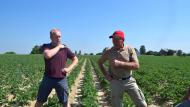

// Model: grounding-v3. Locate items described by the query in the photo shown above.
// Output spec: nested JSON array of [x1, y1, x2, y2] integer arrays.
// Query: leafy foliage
[[1, 55, 190, 106], [30, 45, 42, 54], [140, 45, 146, 55], [4, 51, 16, 54]]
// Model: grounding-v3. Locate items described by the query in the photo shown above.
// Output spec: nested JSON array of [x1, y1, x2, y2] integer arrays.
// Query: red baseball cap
[[109, 30, 125, 40]]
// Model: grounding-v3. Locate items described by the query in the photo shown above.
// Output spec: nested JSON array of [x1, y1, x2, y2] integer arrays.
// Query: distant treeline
[[138, 45, 190, 56], [4, 45, 190, 56]]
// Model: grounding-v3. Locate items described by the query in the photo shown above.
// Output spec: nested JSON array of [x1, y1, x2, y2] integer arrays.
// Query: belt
[[111, 75, 131, 80]]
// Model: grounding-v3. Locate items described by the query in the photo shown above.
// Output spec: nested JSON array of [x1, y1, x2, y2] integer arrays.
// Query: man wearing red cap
[[98, 30, 147, 107]]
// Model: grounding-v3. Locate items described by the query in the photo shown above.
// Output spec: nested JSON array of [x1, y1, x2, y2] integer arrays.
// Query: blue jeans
[[36, 75, 69, 105]]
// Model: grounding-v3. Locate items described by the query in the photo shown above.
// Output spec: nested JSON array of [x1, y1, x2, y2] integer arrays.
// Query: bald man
[[35, 28, 78, 107]]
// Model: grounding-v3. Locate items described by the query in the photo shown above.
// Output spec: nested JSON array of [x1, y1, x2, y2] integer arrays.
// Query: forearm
[[67, 57, 78, 72], [44, 46, 60, 59], [120, 61, 139, 70], [97, 52, 109, 76], [98, 63, 108, 76]]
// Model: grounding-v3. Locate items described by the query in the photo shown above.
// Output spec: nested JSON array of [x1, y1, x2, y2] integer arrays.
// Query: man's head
[[109, 30, 125, 49], [50, 28, 62, 46]]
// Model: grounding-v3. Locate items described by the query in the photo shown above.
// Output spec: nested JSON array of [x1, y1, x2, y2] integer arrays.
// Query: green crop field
[[0, 54, 190, 107], [135, 56, 190, 106]]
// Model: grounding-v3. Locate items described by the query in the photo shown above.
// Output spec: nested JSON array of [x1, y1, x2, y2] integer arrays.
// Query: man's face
[[51, 31, 61, 45], [112, 36, 124, 49]]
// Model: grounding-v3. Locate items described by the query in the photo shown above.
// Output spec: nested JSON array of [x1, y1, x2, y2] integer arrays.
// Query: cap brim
[[109, 36, 113, 38]]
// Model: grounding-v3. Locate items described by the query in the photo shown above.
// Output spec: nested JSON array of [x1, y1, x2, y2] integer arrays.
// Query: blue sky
[[0, 0, 189, 54]]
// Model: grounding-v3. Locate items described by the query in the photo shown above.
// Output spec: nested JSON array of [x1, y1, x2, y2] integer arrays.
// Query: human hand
[[110, 59, 123, 67], [62, 68, 70, 74], [58, 44, 65, 49]]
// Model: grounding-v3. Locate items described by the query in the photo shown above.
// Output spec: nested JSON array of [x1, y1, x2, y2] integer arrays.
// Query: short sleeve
[[128, 46, 139, 63], [40, 44, 51, 53], [66, 48, 75, 59]]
